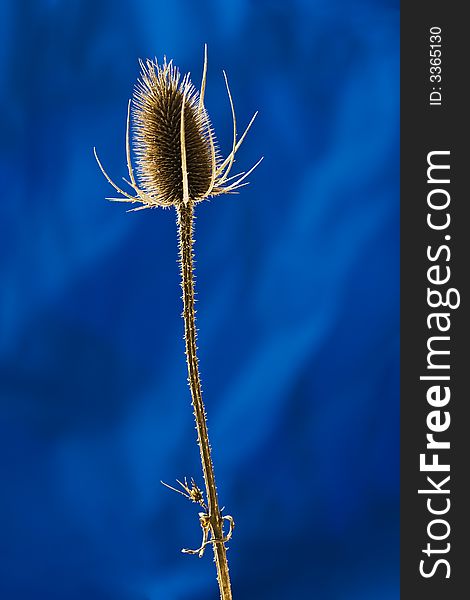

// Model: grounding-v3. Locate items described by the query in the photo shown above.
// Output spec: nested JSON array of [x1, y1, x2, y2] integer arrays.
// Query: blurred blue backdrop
[[0, 1, 399, 598]]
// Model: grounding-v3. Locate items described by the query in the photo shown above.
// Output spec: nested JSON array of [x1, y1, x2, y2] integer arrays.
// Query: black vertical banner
[[401, 3, 469, 599]]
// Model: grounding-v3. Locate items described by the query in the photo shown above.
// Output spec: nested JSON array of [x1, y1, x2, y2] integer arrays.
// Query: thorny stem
[[177, 201, 233, 600]]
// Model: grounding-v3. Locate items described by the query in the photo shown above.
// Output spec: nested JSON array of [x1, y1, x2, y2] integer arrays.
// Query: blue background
[[0, 1, 399, 598]]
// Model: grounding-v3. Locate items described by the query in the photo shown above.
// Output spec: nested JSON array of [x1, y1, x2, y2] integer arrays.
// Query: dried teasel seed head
[[133, 58, 215, 205], [94, 45, 262, 212]]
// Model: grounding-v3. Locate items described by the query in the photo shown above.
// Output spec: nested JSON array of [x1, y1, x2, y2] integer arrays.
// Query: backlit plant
[[94, 46, 261, 600]]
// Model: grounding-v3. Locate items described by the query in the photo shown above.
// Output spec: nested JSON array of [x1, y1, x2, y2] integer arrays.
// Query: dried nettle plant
[[94, 46, 261, 600]]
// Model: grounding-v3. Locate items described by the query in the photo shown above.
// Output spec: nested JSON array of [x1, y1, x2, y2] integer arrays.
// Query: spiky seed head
[[94, 46, 262, 211], [133, 59, 216, 206]]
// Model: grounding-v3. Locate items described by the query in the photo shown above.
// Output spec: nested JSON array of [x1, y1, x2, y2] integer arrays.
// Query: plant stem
[[177, 201, 233, 600]]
